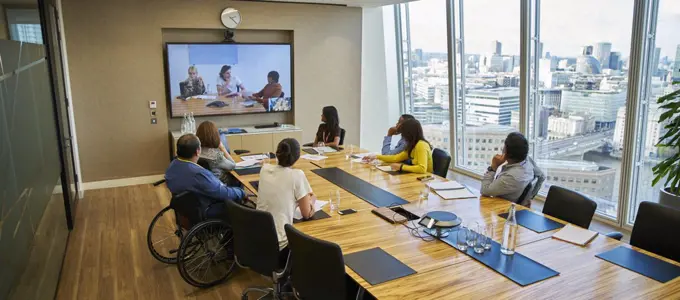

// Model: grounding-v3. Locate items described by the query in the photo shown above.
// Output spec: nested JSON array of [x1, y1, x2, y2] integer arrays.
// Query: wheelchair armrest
[[605, 231, 624, 241]]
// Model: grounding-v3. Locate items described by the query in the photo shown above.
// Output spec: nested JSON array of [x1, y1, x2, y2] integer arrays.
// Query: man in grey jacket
[[381, 114, 415, 155], [481, 132, 545, 207]]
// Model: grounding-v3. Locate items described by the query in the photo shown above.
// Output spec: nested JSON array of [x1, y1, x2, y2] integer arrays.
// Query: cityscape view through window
[[397, 0, 680, 220]]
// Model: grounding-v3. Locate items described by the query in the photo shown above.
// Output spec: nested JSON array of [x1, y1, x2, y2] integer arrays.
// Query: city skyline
[[407, 0, 680, 59]]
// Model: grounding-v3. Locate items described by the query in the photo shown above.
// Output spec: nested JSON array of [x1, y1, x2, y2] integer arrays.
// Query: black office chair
[[516, 182, 533, 205], [284, 224, 354, 300], [432, 148, 452, 178], [542, 186, 597, 229], [197, 157, 211, 170], [339, 128, 346, 146], [280, 91, 285, 98], [224, 199, 291, 299], [629, 201, 680, 263]]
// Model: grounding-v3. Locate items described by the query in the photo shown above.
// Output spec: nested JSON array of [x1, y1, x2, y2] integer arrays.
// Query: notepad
[[551, 224, 598, 246], [294, 200, 328, 220], [301, 154, 328, 161], [375, 165, 393, 172], [434, 188, 476, 200], [241, 154, 269, 161], [235, 160, 260, 168], [428, 181, 465, 190], [314, 146, 338, 153]]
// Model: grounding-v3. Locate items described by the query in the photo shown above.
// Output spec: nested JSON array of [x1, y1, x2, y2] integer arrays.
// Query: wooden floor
[[55, 184, 270, 300]]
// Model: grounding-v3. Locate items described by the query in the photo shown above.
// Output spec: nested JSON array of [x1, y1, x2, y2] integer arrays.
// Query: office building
[[496, 74, 519, 87], [538, 42, 544, 59], [548, 115, 585, 139], [415, 48, 424, 66], [572, 76, 602, 90], [490, 40, 502, 55], [509, 107, 549, 138], [541, 71, 572, 88], [562, 90, 626, 129], [465, 88, 519, 126], [423, 122, 451, 153], [594, 42, 612, 70], [482, 54, 504, 73], [536, 159, 617, 205], [576, 47, 602, 74], [539, 89, 562, 110], [674, 45, 680, 80], [651, 47, 661, 76], [613, 104, 668, 157], [609, 51, 622, 70]]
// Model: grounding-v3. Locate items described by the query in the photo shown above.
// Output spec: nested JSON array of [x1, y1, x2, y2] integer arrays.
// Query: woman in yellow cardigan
[[364, 119, 433, 174]]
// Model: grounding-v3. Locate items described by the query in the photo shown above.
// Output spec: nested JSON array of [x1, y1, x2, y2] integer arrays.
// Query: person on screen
[[382, 114, 415, 155], [249, 71, 283, 105], [313, 106, 341, 148], [216, 65, 246, 97], [180, 66, 206, 98], [480, 132, 545, 206], [257, 138, 316, 255], [363, 119, 433, 174]]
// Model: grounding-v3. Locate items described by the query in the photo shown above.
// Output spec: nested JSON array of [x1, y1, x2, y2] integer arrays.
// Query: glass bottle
[[501, 204, 518, 255]]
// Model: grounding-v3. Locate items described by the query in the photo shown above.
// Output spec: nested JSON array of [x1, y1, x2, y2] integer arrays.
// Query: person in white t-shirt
[[257, 138, 316, 253], [216, 65, 246, 97]]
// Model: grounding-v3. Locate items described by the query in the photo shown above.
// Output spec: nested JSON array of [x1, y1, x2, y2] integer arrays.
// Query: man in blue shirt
[[165, 134, 246, 204], [381, 114, 415, 155]]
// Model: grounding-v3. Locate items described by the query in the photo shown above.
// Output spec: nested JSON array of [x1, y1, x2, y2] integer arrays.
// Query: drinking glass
[[466, 222, 479, 247], [473, 225, 486, 254], [483, 223, 495, 250], [456, 227, 468, 251], [345, 145, 354, 160], [329, 190, 340, 212], [418, 183, 430, 201]]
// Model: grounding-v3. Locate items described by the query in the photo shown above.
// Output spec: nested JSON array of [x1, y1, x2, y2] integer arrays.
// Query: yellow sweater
[[377, 140, 433, 174]]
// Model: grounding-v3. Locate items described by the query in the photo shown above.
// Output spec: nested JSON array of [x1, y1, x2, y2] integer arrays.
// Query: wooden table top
[[171, 94, 266, 116], [231, 147, 680, 299]]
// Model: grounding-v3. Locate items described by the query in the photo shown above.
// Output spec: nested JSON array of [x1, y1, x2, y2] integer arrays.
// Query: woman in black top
[[313, 106, 341, 147]]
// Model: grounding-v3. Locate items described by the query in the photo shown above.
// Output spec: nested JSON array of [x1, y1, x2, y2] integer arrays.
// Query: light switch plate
[[149, 101, 157, 109]]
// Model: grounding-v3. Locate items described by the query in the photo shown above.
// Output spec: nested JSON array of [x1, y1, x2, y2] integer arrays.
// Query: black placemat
[[499, 209, 564, 233], [437, 229, 560, 286], [312, 167, 408, 207], [234, 167, 262, 176], [344, 247, 416, 285], [293, 210, 331, 223], [303, 148, 319, 155], [596, 246, 680, 283], [249, 181, 259, 191]]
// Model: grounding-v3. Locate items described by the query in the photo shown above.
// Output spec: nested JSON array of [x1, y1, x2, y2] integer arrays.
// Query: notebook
[[428, 181, 465, 190], [551, 224, 598, 246], [434, 188, 476, 200], [294, 200, 328, 220]]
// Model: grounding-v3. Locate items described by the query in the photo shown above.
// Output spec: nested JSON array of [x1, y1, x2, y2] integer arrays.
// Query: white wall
[[360, 6, 400, 152]]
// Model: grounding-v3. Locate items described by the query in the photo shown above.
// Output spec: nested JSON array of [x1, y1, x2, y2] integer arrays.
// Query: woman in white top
[[257, 138, 316, 252], [216, 65, 246, 97]]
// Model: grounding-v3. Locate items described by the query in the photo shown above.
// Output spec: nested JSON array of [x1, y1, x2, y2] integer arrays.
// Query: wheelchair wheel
[[147, 206, 182, 264], [177, 219, 235, 288]]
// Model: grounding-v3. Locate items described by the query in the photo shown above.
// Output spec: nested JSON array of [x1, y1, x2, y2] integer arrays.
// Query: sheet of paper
[[313, 146, 338, 153], [434, 188, 476, 200], [235, 160, 260, 168], [428, 181, 465, 191], [376, 165, 393, 172], [351, 152, 378, 159], [294, 200, 328, 220], [552, 224, 598, 246], [241, 154, 269, 161], [301, 154, 328, 161], [193, 95, 217, 100]]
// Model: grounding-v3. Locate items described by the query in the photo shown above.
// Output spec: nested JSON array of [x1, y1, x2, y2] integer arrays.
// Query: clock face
[[221, 8, 241, 29]]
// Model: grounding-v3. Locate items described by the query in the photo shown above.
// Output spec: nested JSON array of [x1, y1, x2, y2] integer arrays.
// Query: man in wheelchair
[[166, 134, 249, 212]]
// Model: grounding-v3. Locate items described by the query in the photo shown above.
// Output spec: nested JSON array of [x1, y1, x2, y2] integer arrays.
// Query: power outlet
[[150, 110, 156, 117]]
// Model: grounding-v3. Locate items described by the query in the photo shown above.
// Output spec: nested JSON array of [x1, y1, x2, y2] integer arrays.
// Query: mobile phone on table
[[338, 208, 357, 215], [417, 175, 434, 181]]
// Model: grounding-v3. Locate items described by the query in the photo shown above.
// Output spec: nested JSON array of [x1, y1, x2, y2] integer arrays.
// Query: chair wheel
[[147, 206, 182, 264], [177, 220, 235, 288]]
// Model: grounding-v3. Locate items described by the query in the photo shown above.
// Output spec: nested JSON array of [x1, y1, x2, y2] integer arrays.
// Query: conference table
[[171, 94, 267, 116], [231, 147, 680, 299]]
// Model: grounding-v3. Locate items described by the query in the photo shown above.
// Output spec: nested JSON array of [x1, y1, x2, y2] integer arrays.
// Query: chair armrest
[[605, 231, 624, 241], [234, 149, 250, 155]]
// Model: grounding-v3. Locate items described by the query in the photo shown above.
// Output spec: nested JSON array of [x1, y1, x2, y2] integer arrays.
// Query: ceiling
[[235, 0, 416, 8]]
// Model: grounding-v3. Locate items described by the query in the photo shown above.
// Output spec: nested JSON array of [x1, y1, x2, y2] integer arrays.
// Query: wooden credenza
[[170, 125, 302, 157]]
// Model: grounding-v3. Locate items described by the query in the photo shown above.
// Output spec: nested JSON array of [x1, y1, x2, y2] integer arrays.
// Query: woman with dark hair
[[216, 65, 246, 97], [257, 138, 317, 251], [195, 121, 236, 183], [364, 119, 433, 174], [313, 106, 341, 147]]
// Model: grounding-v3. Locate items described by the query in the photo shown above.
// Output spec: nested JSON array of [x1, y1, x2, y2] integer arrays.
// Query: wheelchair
[[146, 179, 236, 288]]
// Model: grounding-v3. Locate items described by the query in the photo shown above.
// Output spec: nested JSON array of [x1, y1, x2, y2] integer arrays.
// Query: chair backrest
[[284, 224, 346, 300], [280, 91, 285, 98], [630, 201, 680, 263], [224, 199, 281, 276], [517, 181, 533, 205], [169, 191, 205, 230], [542, 185, 596, 228], [197, 157, 211, 170], [339, 128, 346, 146], [432, 148, 452, 178]]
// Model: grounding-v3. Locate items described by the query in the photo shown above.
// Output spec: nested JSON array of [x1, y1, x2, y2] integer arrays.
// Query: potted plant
[[653, 81, 680, 210]]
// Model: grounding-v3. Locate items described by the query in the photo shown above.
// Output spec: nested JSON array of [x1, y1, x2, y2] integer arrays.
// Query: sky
[[406, 0, 680, 59]]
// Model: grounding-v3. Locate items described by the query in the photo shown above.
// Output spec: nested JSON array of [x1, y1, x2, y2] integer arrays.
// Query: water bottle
[[181, 113, 189, 134], [501, 204, 518, 255], [189, 112, 196, 133]]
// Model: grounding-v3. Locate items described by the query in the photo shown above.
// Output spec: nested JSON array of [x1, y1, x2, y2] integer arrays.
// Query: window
[[627, 0, 680, 225], [529, 0, 634, 219], [396, 0, 451, 156], [6, 9, 43, 44]]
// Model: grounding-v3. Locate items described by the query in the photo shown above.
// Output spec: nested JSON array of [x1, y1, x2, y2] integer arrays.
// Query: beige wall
[[61, 0, 362, 182]]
